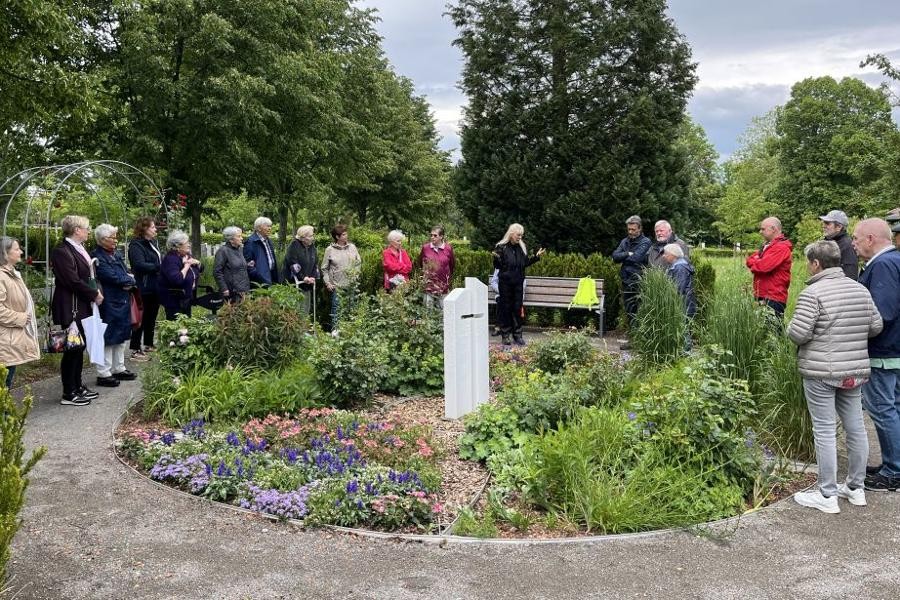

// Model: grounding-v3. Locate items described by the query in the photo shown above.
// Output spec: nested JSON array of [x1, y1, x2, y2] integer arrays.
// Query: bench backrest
[[488, 276, 604, 308]]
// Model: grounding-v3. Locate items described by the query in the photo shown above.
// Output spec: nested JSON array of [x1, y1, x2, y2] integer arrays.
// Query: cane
[[312, 279, 316, 326]]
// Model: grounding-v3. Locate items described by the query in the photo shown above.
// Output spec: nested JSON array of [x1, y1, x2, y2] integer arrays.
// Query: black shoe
[[501, 334, 511, 346], [60, 394, 91, 406], [491, 328, 501, 337], [513, 335, 526, 346], [96, 376, 121, 387], [78, 386, 99, 399], [113, 370, 137, 381], [866, 464, 883, 475], [864, 473, 900, 492]]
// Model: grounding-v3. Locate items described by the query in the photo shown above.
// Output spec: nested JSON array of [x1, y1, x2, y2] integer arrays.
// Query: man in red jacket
[[746, 216, 793, 320]]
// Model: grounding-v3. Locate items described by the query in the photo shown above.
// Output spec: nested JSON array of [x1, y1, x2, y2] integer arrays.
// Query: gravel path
[[6, 368, 900, 600]]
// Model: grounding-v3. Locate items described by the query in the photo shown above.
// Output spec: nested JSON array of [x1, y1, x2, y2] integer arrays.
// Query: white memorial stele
[[443, 277, 490, 419]]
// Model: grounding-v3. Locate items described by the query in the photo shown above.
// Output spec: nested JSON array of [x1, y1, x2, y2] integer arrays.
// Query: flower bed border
[[111, 405, 816, 546]]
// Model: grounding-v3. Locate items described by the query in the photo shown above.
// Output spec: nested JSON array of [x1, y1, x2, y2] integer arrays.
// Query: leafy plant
[[631, 268, 689, 367], [526, 329, 596, 374], [307, 328, 388, 406], [242, 362, 325, 419], [155, 314, 220, 376], [459, 402, 523, 462]]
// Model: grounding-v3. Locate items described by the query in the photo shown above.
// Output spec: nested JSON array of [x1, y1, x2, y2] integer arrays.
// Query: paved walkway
[[7, 369, 900, 600]]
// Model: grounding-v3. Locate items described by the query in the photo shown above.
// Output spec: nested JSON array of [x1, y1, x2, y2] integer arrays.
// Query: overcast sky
[[357, 0, 900, 161]]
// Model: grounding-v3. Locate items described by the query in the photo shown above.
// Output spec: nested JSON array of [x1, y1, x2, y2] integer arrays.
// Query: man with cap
[[893, 221, 900, 251], [820, 209, 858, 280], [888, 209, 900, 250]]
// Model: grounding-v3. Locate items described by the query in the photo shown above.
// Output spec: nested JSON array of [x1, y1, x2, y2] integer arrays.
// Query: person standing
[[51, 215, 103, 406], [745, 216, 793, 320], [213, 227, 251, 303], [159, 230, 202, 320], [282, 225, 319, 316], [493, 223, 544, 346], [788, 240, 883, 512], [320, 224, 361, 331], [91, 224, 138, 387], [417, 225, 455, 309], [611, 215, 651, 327], [852, 218, 900, 492], [127, 217, 162, 360], [649, 220, 690, 269], [382, 230, 413, 291], [0, 237, 40, 389], [244, 216, 280, 286], [820, 210, 858, 280]]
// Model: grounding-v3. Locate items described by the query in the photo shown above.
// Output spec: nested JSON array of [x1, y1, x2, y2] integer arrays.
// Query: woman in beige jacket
[[0, 236, 40, 388]]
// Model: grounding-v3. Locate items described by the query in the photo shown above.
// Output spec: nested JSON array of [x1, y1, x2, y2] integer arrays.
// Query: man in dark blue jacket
[[611, 215, 651, 327], [243, 216, 280, 286], [853, 218, 900, 492]]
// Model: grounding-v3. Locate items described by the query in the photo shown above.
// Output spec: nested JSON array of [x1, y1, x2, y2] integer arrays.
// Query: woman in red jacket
[[382, 230, 412, 291]]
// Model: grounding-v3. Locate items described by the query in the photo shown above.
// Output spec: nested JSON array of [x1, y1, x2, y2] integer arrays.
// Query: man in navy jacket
[[853, 218, 900, 491], [244, 216, 280, 286], [611, 215, 651, 327]]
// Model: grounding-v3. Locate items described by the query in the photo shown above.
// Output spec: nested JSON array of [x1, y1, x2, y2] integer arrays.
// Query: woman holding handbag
[[0, 236, 40, 388], [51, 215, 103, 406], [127, 216, 162, 360], [92, 224, 138, 387]]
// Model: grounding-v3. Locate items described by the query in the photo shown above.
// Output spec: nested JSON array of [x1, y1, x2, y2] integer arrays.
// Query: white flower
[[178, 335, 189, 345], [172, 376, 181, 386], [169, 341, 176, 347], [178, 328, 188, 335]]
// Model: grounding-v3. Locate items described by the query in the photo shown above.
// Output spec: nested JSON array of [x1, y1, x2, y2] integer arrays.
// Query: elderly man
[[788, 240, 882, 513], [611, 215, 651, 327], [889, 211, 900, 249], [649, 220, 690, 269], [820, 209, 858, 280], [244, 216, 280, 286], [852, 218, 900, 492], [745, 216, 793, 320]]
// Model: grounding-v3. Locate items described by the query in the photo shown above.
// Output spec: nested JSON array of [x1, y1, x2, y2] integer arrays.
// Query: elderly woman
[[213, 226, 251, 303], [382, 230, 412, 291], [417, 225, 456, 309], [321, 224, 361, 331], [0, 237, 40, 388], [51, 215, 103, 406], [91, 224, 137, 387], [493, 224, 544, 346], [661, 243, 697, 351], [159, 230, 202, 320], [244, 216, 280, 286], [788, 240, 883, 513], [283, 225, 319, 315], [127, 216, 162, 360]]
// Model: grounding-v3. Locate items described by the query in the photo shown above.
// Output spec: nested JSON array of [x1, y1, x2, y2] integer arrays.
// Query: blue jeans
[[330, 290, 340, 330], [862, 367, 900, 477], [4, 365, 15, 389]]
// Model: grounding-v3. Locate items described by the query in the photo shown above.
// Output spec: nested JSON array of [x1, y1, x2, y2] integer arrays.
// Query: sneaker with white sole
[[793, 489, 840, 514], [835, 483, 867, 506]]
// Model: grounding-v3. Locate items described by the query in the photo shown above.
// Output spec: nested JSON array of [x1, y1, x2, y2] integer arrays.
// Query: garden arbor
[[0, 160, 168, 291]]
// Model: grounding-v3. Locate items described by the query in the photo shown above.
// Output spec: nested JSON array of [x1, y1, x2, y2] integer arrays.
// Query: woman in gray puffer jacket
[[787, 240, 882, 514]]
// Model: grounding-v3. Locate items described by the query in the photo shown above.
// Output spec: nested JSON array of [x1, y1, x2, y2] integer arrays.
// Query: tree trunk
[[278, 203, 289, 252], [190, 202, 202, 256]]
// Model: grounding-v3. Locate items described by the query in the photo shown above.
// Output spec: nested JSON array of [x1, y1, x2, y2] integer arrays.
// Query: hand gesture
[[536, 247, 546, 257]]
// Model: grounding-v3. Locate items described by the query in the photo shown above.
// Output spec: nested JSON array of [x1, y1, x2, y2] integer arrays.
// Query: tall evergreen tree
[[449, 0, 697, 253]]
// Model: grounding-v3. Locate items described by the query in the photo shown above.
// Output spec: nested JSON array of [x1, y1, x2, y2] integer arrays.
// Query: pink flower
[[431, 502, 444, 514]]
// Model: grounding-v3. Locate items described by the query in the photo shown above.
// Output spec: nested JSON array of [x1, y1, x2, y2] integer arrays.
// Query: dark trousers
[[756, 297, 786, 321], [130, 292, 160, 350], [5, 365, 16, 389], [623, 282, 641, 327], [497, 280, 524, 335], [60, 320, 86, 395]]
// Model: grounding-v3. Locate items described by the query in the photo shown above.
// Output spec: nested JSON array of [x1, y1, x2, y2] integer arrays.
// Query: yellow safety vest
[[569, 277, 600, 309]]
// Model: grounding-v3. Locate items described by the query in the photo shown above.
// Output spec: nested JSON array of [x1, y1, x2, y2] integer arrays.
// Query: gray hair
[[662, 243, 684, 259], [254, 216, 272, 231], [60, 215, 89, 236], [296, 225, 314, 240], [94, 223, 118, 243], [625, 215, 642, 228], [805, 240, 841, 269], [222, 226, 242, 242], [166, 230, 190, 251], [654, 220, 672, 231], [0, 236, 18, 265], [386, 229, 406, 243]]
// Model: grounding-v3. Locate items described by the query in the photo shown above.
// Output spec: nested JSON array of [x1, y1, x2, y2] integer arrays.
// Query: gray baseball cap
[[892, 221, 900, 234], [819, 210, 849, 228]]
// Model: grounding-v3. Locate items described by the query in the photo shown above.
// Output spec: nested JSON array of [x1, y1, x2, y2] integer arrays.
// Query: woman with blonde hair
[[0, 236, 40, 388], [493, 223, 544, 346]]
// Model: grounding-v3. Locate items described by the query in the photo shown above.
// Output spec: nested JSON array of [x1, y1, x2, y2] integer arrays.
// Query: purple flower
[[226, 432, 241, 446]]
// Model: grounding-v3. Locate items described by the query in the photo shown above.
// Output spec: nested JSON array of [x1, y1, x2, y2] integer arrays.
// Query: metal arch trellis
[[0, 160, 169, 292]]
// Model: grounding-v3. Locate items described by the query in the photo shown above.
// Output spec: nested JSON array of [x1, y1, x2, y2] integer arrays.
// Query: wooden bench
[[488, 276, 605, 335]]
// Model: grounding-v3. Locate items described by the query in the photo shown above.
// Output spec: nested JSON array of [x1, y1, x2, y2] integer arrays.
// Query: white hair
[[663, 243, 684, 259], [166, 230, 190, 251], [654, 220, 672, 231], [386, 230, 405, 243], [222, 226, 242, 241], [296, 225, 314, 240], [94, 223, 118, 243], [254, 217, 272, 231]]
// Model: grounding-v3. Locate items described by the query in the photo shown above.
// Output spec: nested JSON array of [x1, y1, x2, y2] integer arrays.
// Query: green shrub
[[693, 259, 716, 323], [155, 314, 220, 376], [755, 335, 814, 460], [459, 403, 523, 462], [631, 268, 689, 366], [143, 365, 251, 424], [242, 362, 326, 419], [0, 376, 47, 584], [308, 328, 388, 406], [526, 330, 596, 374]]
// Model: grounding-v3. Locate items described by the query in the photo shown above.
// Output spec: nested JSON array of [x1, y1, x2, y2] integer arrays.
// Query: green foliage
[[307, 328, 388, 407], [0, 374, 47, 583], [155, 315, 220, 376], [756, 336, 814, 460], [693, 260, 717, 323], [144, 365, 251, 424], [526, 330, 596, 374], [449, 0, 698, 256], [459, 403, 523, 463], [452, 506, 498, 538], [241, 363, 324, 420], [632, 269, 689, 366]]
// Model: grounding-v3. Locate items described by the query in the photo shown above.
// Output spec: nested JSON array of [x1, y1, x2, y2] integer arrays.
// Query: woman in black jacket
[[493, 223, 544, 346], [282, 225, 319, 317], [127, 217, 162, 360]]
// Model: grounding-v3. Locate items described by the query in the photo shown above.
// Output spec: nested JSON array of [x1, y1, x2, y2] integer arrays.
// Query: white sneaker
[[793, 489, 840, 514], [835, 483, 867, 506]]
